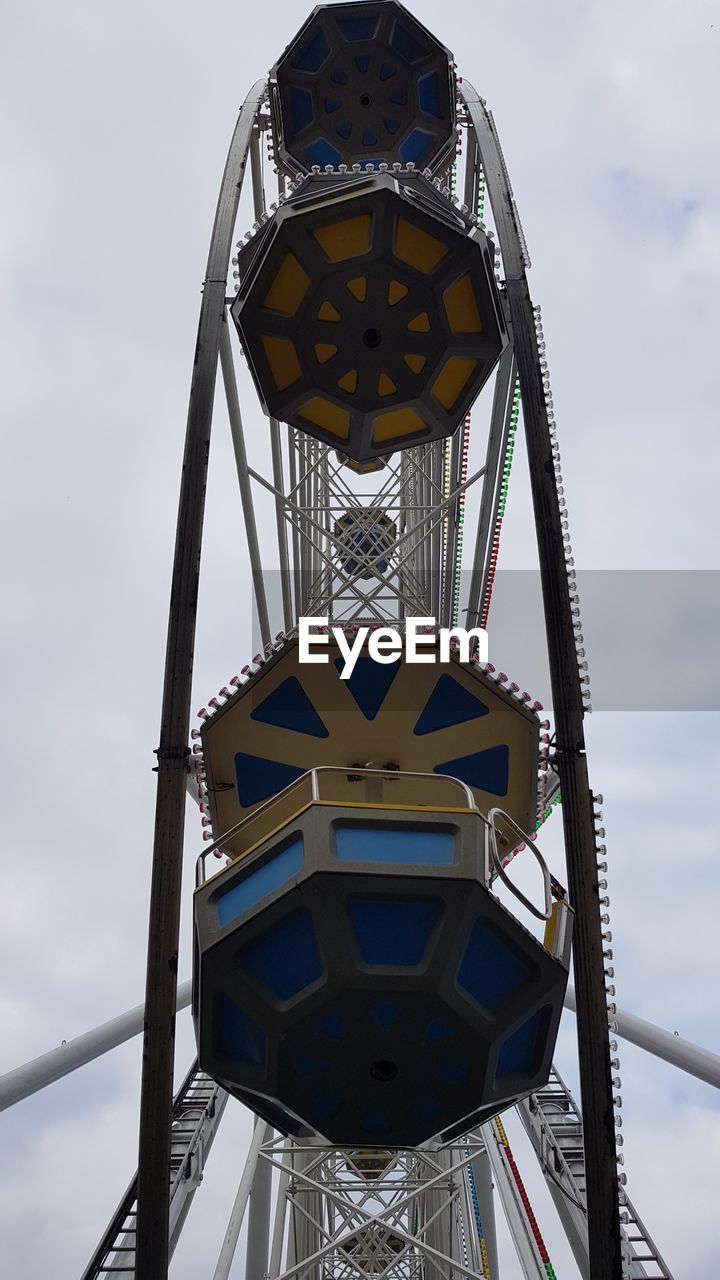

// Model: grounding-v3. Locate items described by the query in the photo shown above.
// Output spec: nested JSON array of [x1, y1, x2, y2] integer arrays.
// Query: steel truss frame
[[257, 1133, 495, 1280], [220, 322, 497, 635]]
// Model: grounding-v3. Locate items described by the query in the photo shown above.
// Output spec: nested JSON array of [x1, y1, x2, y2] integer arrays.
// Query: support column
[[462, 85, 623, 1280], [287, 1147, 322, 1280], [245, 1123, 273, 1280], [135, 80, 265, 1280], [472, 1146, 499, 1280]]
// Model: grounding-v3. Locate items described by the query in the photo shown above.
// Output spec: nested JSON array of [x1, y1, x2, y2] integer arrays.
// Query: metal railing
[[194, 766, 560, 934], [487, 805, 553, 921], [196, 766, 478, 887]]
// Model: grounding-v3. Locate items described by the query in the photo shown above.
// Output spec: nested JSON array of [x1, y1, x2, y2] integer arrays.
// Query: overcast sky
[[1, 1, 719, 1276]]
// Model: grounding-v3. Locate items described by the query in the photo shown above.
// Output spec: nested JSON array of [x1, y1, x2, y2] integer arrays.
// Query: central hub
[[362, 327, 382, 349], [370, 1059, 398, 1082]]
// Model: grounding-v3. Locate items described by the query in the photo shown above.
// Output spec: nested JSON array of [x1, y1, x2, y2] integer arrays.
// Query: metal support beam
[[481, 1122, 548, 1280], [466, 344, 516, 627], [287, 1147, 323, 1280], [468, 1144, 499, 1280], [564, 984, 720, 1089], [250, 123, 265, 220], [134, 79, 265, 1280], [269, 1148, 292, 1279], [0, 983, 190, 1111], [213, 1119, 270, 1280], [420, 1145, 456, 1280], [463, 83, 623, 1280], [269, 417, 294, 630], [219, 314, 272, 648], [288, 433, 302, 620], [246, 1121, 274, 1280]]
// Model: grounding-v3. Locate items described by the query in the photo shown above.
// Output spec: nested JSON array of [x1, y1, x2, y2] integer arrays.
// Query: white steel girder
[[262, 1136, 487, 1280]]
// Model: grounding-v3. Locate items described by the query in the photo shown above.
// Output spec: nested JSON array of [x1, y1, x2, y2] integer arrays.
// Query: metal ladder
[[518, 1065, 674, 1279], [81, 1060, 228, 1278]]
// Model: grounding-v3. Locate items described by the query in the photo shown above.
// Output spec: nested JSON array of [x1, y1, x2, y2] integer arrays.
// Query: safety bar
[[486, 806, 553, 921]]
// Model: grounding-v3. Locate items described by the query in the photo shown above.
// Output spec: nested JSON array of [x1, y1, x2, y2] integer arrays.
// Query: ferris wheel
[[2, 4, 718, 1279]]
